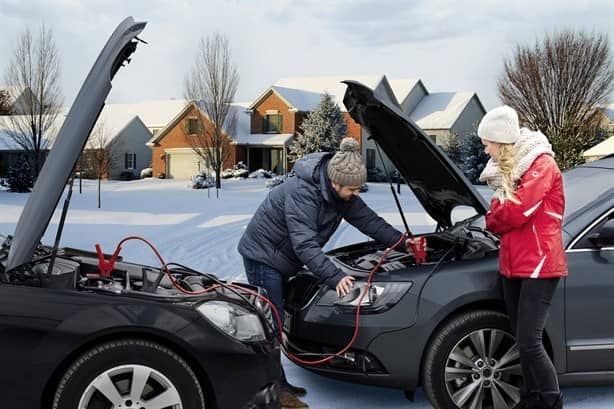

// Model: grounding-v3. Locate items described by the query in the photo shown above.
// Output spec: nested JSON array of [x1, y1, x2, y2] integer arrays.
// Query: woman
[[478, 106, 567, 409]]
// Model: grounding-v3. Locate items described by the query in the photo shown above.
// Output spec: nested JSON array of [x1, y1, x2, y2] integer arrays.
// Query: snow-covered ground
[[1, 178, 612, 408]]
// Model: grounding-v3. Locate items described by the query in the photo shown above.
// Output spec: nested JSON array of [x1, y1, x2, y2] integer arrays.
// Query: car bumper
[[178, 318, 282, 409]]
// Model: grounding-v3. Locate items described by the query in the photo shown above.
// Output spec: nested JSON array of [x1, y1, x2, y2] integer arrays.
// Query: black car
[[283, 79, 614, 409], [0, 18, 279, 409]]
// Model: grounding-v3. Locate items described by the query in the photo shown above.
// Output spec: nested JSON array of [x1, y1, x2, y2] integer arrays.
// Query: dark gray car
[[282, 79, 614, 409]]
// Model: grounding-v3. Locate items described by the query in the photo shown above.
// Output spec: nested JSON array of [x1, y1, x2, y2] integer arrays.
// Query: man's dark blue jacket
[[238, 152, 404, 288]]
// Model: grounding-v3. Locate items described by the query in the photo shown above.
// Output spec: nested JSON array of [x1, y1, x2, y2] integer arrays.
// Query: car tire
[[53, 338, 206, 409], [422, 310, 521, 409]]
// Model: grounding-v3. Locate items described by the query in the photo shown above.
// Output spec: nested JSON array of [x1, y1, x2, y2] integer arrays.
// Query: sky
[[1, 0, 612, 111]]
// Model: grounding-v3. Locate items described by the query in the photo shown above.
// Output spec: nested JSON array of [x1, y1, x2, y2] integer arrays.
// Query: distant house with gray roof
[[270, 75, 486, 177]]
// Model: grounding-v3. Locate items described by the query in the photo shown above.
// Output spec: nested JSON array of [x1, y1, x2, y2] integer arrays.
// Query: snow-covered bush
[[359, 183, 369, 193], [8, 156, 33, 193], [232, 168, 249, 178], [191, 171, 215, 189], [248, 169, 273, 179], [140, 167, 153, 178], [223, 161, 250, 179]]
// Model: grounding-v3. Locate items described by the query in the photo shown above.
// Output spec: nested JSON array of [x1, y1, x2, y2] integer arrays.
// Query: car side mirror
[[588, 219, 614, 249]]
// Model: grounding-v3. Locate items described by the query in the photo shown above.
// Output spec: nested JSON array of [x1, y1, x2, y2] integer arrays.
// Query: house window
[[263, 114, 282, 133], [366, 149, 376, 169], [428, 134, 437, 144], [125, 153, 136, 170], [184, 118, 201, 135]]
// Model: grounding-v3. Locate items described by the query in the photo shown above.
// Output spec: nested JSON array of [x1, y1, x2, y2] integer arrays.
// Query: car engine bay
[[329, 220, 499, 276], [0, 234, 258, 300]]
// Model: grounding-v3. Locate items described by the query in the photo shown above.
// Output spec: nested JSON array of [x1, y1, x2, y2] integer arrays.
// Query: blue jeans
[[242, 257, 291, 389]]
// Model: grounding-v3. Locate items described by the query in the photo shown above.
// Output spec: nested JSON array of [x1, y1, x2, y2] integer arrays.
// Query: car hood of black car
[[342, 78, 488, 228], [6, 17, 146, 270]]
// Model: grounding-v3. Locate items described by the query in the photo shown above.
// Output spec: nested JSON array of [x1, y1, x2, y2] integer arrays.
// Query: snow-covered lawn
[[0, 178, 612, 408]]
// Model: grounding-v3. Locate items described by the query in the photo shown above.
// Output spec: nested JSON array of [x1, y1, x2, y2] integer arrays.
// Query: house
[[582, 104, 614, 162], [274, 75, 486, 178], [146, 102, 249, 179], [0, 115, 62, 178], [80, 106, 153, 180], [0, 85, 38, 115]]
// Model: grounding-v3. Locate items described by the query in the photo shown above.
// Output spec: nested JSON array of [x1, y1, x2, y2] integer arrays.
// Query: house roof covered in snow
[[99, 99, 188, 130], [583, 134, 614, 158], [233, 133, 294, 146], [410, 92, 478, 130], [271, 75, 423, 112], [601, 104, 614, 122], [0, 114, 64, 150]]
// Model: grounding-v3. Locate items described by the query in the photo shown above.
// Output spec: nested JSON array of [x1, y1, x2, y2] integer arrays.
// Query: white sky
[[1, 0, 612, 111]]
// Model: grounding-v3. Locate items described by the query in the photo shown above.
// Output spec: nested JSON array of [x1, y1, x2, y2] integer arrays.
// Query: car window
[[572, 208, 614, 250], [563, 167, 614, 222]]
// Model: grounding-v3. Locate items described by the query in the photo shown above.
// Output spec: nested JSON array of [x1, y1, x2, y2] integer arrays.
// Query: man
[[239, 137, 413, 409]]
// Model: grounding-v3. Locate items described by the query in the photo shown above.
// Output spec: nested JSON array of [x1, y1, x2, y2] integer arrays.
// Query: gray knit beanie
[[327, 137, 367, 186]]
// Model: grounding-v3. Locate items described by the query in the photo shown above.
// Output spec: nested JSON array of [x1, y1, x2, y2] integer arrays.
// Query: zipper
[[532, 224, 543, 256]]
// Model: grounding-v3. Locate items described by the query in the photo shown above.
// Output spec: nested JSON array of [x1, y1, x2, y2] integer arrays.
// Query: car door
[[565, 207, 614, 372]]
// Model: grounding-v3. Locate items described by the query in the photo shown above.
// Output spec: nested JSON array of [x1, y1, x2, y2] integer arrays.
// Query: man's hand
[[405, 238, 414, 253], [336, 275, 355, 297]]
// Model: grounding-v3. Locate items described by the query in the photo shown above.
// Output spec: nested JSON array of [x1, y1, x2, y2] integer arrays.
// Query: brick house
[[146, 102, 247, 179], [245, 85, 361, 174]]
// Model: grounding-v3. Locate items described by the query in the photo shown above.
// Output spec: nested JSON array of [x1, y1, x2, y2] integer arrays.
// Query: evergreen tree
[[443, 132, 464, 168], [289, 93, 346, 161], [460, 131, 489, 184], [8, 155, 33, 192]]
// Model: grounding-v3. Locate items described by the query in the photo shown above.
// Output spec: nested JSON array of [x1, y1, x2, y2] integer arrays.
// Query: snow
[[0, 178, 611, 408], [233, 132, 293, 146]]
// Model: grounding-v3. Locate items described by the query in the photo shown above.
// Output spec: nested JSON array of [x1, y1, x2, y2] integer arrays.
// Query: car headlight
[[316, 282, 412, 313], [197, 300, 266, 342]]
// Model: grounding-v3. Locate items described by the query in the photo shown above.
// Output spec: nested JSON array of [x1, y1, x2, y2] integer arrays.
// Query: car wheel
[[423, 310, 521, 409], [53, 338, 206, 409]]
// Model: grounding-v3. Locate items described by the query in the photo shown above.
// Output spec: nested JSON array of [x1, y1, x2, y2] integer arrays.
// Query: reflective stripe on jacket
[[486, 154, 568, 279]]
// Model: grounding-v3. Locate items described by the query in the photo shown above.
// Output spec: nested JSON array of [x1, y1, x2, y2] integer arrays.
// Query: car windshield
[[563, 165, 614, 222]]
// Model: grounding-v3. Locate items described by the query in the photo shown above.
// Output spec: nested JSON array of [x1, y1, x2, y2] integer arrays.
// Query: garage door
[[167, 151, 203, 179]]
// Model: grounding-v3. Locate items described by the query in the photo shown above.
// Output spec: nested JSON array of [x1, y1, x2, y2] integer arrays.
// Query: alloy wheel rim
[[445, 328, 521, 409], [78, 364, 183, 409]]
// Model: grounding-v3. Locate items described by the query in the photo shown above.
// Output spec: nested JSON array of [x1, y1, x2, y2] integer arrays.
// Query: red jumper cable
[[96, 231, 425, 366]]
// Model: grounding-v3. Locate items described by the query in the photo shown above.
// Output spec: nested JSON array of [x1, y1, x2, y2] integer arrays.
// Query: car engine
[[329, 222, 499, 276]]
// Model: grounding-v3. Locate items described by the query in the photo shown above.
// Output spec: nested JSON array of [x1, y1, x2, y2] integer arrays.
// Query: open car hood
[[6, 17, 146, 270], [342, 78, 488, 228]]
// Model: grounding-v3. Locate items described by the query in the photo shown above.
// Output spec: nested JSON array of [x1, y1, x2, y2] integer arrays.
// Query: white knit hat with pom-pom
[[327, 137, 367, 186]]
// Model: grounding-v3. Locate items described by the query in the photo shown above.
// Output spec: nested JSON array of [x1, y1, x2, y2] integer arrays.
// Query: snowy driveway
[[0, 178, 612, 408]]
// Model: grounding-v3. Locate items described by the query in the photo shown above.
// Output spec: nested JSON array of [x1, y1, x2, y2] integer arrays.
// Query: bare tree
[[0, 90, 10, 115], [4, 24, 63, 180], [498, 30, 614, 169], [184, 33, 239, 189], [79, 123, 118, 208]]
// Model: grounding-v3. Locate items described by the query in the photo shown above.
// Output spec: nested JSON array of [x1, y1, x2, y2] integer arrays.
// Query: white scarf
[[479, 128, 554, 200]]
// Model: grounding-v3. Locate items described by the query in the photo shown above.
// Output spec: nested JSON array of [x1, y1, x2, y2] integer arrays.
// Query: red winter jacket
[[486, 154, 568, 279]]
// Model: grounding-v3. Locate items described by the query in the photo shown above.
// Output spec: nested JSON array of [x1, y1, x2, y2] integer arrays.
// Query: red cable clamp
[[411, 236, 427, 265], [95, 244, 122, 278]]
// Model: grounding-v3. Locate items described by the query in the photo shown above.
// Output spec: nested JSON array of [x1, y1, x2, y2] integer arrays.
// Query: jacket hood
[[342, 78, 489, 228], [6, 17, 146, 271], [293, 152, 331, 184]]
